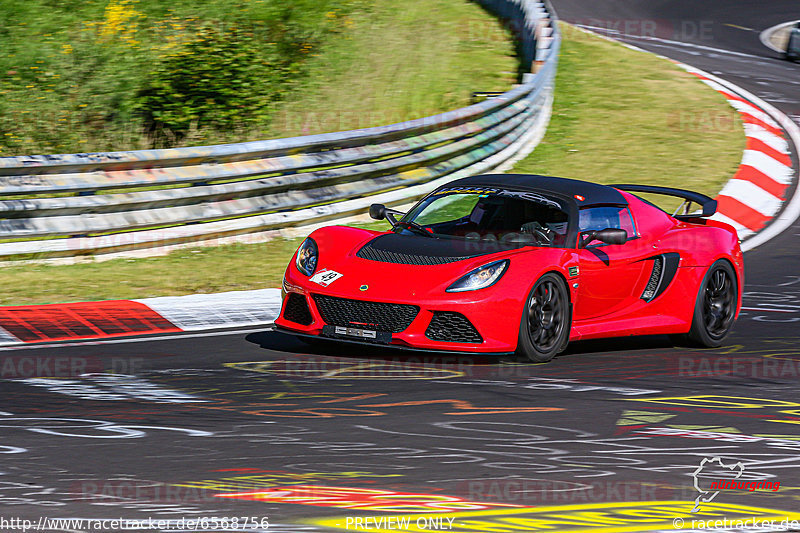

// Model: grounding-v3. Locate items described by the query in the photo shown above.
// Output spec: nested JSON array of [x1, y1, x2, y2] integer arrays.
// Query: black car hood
[[355, 233, 520, 266]]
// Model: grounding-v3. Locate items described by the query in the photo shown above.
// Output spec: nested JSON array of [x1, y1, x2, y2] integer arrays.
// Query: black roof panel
[[443, 174, 628, 207]]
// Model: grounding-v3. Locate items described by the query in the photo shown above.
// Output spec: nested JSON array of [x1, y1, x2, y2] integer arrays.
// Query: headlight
[[446, 259, 509, 292], [295, 238, 318, 276]]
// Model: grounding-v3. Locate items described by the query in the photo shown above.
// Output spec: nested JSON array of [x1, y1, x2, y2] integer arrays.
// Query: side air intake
[[641, 253, 680, 302]]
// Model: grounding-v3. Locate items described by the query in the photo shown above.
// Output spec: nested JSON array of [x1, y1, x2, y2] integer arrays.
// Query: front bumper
[[275, 325, 514, 356], [275, 283, 522, 354]]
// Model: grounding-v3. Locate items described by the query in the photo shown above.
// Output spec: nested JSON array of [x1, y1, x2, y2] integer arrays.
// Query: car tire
[[516, 273, 571, 363], [684, 259, 738, 348]]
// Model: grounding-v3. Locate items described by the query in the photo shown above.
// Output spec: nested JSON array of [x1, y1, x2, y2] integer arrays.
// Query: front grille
[[312, 295, 419, 333], [357, 244, 471, 266], [425, 311, 483, 343], [283, 293, 313, 325]]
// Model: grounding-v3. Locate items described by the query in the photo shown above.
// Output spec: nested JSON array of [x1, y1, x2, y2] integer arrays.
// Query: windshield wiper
[[394, 220, 435, 238]]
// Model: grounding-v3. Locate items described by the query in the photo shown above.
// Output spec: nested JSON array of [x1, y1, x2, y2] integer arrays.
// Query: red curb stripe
[[735, 165, 789, 199], [0, 301, 181, 343], [746, 137, 793, 167], [712, 89, 787, 139], [741, 114, 785, 137], [717, 90, 751, 106], [716, 196, 772, 232]]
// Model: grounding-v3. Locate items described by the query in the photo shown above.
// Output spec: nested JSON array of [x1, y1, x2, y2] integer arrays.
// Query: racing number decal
[[310, 269, 343, 287]]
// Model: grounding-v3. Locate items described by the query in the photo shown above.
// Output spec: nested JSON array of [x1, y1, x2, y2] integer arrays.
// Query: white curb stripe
[[710, 212, 755, 239], [744, 125, 790, 154], [727, 100, 781, 129], [0, 326, 20, 346], [666, 44, 797, 242], [697, 78, 732, 95], [718, 179, 783, 217], [697, 79, 780, 129], [740, 150, 794, 184], [696, 73, 800, 250], [134, 289, 282, 332]]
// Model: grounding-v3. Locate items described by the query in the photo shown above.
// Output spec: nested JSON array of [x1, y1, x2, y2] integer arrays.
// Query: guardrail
[[0, 0, 559, 259]]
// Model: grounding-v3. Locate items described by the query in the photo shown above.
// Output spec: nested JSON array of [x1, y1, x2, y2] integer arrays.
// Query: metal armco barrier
[[0, 0, 559, 258]]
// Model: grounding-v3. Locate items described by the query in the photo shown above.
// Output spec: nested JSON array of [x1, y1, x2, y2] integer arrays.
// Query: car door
[[574, 206, 652, 321]]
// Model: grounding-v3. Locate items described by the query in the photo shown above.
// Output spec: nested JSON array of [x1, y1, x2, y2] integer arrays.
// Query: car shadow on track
[[245, 330, 517, 365], [245, 329, 679, 367]]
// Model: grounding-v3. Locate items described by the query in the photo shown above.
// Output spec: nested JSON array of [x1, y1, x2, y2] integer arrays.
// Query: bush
[[135, 24, 286, 145]]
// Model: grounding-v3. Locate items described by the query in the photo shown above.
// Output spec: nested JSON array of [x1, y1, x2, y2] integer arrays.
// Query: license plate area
[[321, 325, 392, 344]]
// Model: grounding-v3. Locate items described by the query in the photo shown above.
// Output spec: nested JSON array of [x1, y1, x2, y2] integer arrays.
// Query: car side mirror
[[579, 228, 628, 248], [369, 203, 386, 221], [369, 203, 405, 226]]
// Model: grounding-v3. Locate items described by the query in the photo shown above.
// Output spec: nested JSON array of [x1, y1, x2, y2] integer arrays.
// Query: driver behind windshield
[[404, 190, 569, 247]]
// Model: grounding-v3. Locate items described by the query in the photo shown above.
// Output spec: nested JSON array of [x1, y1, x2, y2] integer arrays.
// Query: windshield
[[400, 187, 570, 248]]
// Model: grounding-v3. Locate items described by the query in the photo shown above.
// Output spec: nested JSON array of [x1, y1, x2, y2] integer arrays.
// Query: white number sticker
[[310, 269, 343, 287]]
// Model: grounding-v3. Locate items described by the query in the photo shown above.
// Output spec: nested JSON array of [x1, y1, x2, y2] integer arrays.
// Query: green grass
[[268, 0, 518, 136], [0, 0, 516, 154], [0, 22, 745, 306], [0, 241, 303, 305]]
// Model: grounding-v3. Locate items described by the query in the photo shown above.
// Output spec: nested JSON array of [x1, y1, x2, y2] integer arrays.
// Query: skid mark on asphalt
[[225, 360, 465, 380]]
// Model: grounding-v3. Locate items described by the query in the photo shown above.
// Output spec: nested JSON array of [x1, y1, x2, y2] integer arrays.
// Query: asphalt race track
[[2, 1, 800, 532]]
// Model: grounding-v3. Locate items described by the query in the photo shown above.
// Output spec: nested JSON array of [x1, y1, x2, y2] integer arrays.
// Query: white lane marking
[[575, 24, 765, 59], [741, 307, 798, 313], [717, 179, 782, 217], [18, 375, 210, 403], [0, 326, 274, 352], [741, 150, 794, 184], [745, 124, 790, 153]]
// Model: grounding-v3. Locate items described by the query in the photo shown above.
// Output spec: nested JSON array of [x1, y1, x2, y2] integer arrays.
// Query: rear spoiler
[[611, 184, 717, 220]]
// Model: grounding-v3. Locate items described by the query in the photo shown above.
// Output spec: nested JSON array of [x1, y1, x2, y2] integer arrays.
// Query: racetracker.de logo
[[0, 355, 104, 378], [691, 456, 781, 512]]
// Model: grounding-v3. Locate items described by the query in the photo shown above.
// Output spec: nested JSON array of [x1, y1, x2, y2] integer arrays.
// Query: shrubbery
[[135, 5, 348, 145], [136, 24, 286, 145], [0, 0, 515, 155], [0, 0, 357, 152]]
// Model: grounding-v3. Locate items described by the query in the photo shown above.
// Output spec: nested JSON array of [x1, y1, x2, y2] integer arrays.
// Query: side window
[[619, 208, 636, 236], [578, 207, 637, 239]]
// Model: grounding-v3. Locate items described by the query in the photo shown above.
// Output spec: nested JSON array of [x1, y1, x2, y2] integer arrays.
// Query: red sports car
[[275, 174, 743, 362]]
